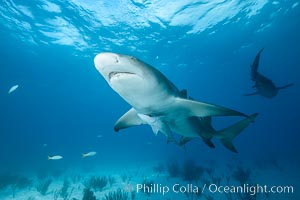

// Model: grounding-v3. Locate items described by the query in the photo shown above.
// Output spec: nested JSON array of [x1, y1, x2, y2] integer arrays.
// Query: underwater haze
[[0, 0, 299, 200]]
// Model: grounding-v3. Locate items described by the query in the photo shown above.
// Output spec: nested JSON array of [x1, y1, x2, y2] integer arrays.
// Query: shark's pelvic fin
[[175, 98, 247, 118], [151, 126, 159, 135], [217, 113, 258, 153], [159, 123, 176, 143], [114, 108, 144, 132]]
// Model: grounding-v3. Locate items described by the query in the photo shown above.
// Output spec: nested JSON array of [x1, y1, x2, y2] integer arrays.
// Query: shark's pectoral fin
[[114, 108, 144, 132], [244, 92, 258, 96], [218, 113, 258, 153], [277, 83, 294, 90], [175, 98, 247, 118]]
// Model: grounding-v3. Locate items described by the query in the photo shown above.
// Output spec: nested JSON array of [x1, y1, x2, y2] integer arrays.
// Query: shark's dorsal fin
[[175, 98, 247, 118], [179, 89, 188, 98], [114, 108, 144, 132], [251, 47, 264, 77]]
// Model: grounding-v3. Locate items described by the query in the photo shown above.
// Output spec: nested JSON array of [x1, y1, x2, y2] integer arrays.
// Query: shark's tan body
[[94, 52, 257, 152]]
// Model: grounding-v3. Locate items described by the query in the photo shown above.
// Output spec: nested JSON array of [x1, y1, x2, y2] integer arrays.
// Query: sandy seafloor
[[0, 159, 298, 200]]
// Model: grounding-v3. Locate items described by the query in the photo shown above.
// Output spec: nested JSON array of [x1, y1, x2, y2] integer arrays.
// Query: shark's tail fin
[[277, 83, 294, 90], [217, 113, 258, 153], [251, 48, 264, 80]]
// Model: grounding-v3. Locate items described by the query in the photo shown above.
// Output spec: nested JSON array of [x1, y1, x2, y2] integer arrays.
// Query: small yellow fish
[[82, 151, 97, 158], [8, 85, 19, 94], [48, 155, 63, 160]]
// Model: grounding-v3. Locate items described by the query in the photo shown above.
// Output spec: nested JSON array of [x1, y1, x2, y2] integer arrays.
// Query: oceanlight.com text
[[208, 183, 294, 196]]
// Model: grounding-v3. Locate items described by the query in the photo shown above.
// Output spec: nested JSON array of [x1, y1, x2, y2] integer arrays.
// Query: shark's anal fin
[[218, 113, 258, 153], [175, 98, 247, 118], [179, 136, 194, 146], [114, 108, 144, 132]]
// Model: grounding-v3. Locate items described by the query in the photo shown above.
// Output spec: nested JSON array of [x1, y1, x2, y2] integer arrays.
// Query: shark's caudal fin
[[175, 98, 248, 118], [114, 108, 144, 132], [217, 113, 258, 153], [277, 83, 294, 90]]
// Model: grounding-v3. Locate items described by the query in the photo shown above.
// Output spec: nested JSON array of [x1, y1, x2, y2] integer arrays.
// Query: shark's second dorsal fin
[[175, 98, 247, 118], [114, 108, 144, 132]]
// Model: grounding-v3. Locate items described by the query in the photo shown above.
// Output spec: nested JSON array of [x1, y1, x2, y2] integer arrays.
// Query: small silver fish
[[82, 151, 97, 158], [8, 85, 19, 94], [48, 155, 63, 160]]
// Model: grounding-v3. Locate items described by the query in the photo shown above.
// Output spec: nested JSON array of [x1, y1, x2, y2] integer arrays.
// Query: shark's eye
[[130, 56, 137, 61]]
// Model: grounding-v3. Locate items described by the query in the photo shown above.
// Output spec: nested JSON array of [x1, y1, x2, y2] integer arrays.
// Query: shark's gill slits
[[109, 71, 136, 80]]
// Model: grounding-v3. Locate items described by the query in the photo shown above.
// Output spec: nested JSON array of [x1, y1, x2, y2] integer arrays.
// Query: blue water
[[0, 0, 299, 199]]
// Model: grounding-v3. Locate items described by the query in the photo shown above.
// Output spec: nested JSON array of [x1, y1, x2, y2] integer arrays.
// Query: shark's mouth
[[109, 71, 136, 80]]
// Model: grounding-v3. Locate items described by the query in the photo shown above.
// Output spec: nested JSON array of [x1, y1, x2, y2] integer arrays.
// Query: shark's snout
[[94, 52, 119, 71]]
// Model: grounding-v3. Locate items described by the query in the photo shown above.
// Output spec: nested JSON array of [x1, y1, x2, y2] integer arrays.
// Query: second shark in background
[[245, 48, 294, 98]]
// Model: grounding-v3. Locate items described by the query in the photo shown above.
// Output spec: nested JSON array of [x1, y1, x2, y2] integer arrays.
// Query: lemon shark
[[245, 48, 294, 98], [94, 52, 257, 152]]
